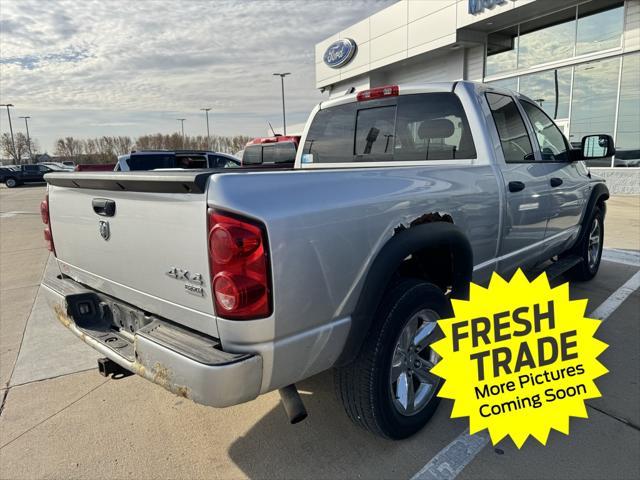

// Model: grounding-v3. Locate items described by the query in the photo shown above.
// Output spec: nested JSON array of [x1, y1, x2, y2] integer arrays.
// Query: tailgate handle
[[92, 198, 116, 217]]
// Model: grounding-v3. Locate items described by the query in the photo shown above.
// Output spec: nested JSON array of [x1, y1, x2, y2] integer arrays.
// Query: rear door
[[22, 165, 41, 181], [485, 92, 552, 272]]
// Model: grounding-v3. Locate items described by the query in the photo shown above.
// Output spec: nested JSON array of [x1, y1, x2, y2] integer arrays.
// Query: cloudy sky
[[0, 0, 395, 152]]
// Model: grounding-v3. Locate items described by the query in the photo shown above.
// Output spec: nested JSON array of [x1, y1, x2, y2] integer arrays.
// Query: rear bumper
[[41, 266, 262, 408]]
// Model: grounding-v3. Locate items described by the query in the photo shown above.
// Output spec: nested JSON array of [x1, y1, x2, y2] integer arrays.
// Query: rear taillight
[[40, 194, 55, 254], [356, 85, 399, 102], [208, 210, 271, 320]]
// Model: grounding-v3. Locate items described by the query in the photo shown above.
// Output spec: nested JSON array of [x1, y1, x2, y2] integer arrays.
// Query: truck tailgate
[[45, 171, 218, 337]]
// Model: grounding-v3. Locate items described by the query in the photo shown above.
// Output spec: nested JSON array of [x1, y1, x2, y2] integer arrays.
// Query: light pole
[[177, 118, 186, 147], [19, 116, 32, 161], [273, 73, 290, 135], [0, 104, 17, 162], [201, 108, 212, 150]]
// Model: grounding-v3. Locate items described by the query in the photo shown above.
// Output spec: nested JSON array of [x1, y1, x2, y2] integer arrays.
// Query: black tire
[[335, 278, 451, 439], [566, 205, 604, 281], [5, 177, 18, 188]]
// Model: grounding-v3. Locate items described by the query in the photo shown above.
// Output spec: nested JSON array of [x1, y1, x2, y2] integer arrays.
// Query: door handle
[[508, 181, 525, 192], [550, 177, 563, 187], [92, 198, 116, 217]]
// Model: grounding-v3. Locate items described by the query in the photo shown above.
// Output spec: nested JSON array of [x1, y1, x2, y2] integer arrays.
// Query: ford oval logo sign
[[323, 38, 357, 69]]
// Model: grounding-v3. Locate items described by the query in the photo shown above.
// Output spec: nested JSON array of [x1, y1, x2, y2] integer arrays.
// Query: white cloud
[[0, 0, 396, 152]]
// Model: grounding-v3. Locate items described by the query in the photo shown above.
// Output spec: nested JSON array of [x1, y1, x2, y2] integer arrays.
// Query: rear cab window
[[242, 145, 262, 165], [302, 92, 476, 165], [262, 142, 297, 163], [243, 142, 297, 165]]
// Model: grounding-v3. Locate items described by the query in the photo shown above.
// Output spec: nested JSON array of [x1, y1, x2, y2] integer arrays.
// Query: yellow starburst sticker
[[431, 269, 608, 448]]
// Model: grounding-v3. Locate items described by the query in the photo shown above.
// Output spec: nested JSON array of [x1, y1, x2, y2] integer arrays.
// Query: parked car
[[115, 150, 241, 171], [241, 135, 300, 167], [74, 164, 117, 172], [41, 82, 611, 439], [1, 164, 59, 187], [38, 162, 75, 171]]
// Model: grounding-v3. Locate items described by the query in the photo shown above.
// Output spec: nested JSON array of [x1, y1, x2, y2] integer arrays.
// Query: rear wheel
[[5, 177, 18, 188], [566, 206, 604, 281], [335, 279, 450, 439]]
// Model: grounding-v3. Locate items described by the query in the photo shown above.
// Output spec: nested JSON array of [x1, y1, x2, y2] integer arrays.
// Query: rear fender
[[336, 222, 473, 365]]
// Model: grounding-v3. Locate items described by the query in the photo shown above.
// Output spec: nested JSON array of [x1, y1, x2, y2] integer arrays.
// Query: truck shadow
[[227, 369, 465, 479]]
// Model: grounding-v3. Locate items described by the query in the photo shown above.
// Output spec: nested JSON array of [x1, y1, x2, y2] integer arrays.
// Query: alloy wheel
[[587, 217, 601, 270], [390, 309, 441, 416]]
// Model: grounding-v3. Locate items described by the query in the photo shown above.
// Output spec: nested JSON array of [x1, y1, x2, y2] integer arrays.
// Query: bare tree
[[1, 133, 17, 162], [0, 132, 35, 163], [55, 137, 83, 159], [50, 133, 252, 165]]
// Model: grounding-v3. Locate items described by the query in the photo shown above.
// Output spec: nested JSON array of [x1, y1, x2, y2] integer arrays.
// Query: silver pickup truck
[[41, 82, 612, 439]]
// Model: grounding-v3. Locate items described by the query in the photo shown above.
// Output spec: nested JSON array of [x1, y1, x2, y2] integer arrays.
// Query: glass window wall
[[615, 53, 640, 167], [518, 67, 572, 120], [485, 3, 624, 76], [487, 77, 518, 92], [486, 26, 518, 77], [518, 9, 576, 69], [484, 3, 634, 168], [576, 4, 625, 56], [569, 57, 620, 148]]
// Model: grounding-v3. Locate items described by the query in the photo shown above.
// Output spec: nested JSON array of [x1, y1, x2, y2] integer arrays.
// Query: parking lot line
[[601, 249, 640, 267], [409, 255, 640, 480], [410, 428, 490, 480], [589, 270, 640, 321]]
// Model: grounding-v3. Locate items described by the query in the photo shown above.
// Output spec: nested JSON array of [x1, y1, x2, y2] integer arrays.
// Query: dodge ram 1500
[[41, 82, 612, 439]]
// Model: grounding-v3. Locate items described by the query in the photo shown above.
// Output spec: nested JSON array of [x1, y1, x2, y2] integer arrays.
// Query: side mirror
[[581, 134, 615, 160]]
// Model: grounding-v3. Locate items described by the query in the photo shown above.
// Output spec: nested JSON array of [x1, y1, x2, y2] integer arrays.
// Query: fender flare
[[572, 182, 609, 250], [336, 222, 473, 365]]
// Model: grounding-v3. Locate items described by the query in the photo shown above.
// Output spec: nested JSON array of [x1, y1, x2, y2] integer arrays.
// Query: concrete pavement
[[0, 185, 638, 479]]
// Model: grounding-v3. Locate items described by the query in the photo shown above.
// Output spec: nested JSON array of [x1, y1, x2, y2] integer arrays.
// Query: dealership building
[[315, 0, 639, 193]]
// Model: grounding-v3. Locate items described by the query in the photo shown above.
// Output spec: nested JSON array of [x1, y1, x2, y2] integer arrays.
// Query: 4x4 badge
[[99, 220, 110, 241]]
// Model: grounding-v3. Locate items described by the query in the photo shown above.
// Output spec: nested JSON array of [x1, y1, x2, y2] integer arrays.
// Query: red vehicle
[[241, 135, 300, 167]]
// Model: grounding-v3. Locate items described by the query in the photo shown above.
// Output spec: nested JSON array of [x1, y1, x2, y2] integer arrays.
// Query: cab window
[[303, 103, 356, 163], [303, 93, 476, 164], [486, 92, 535, 163], [521, 100, 570, 161], [355, 106, 396, 159], [394, 94, 476, 160], [242, 145, 262, 165]]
